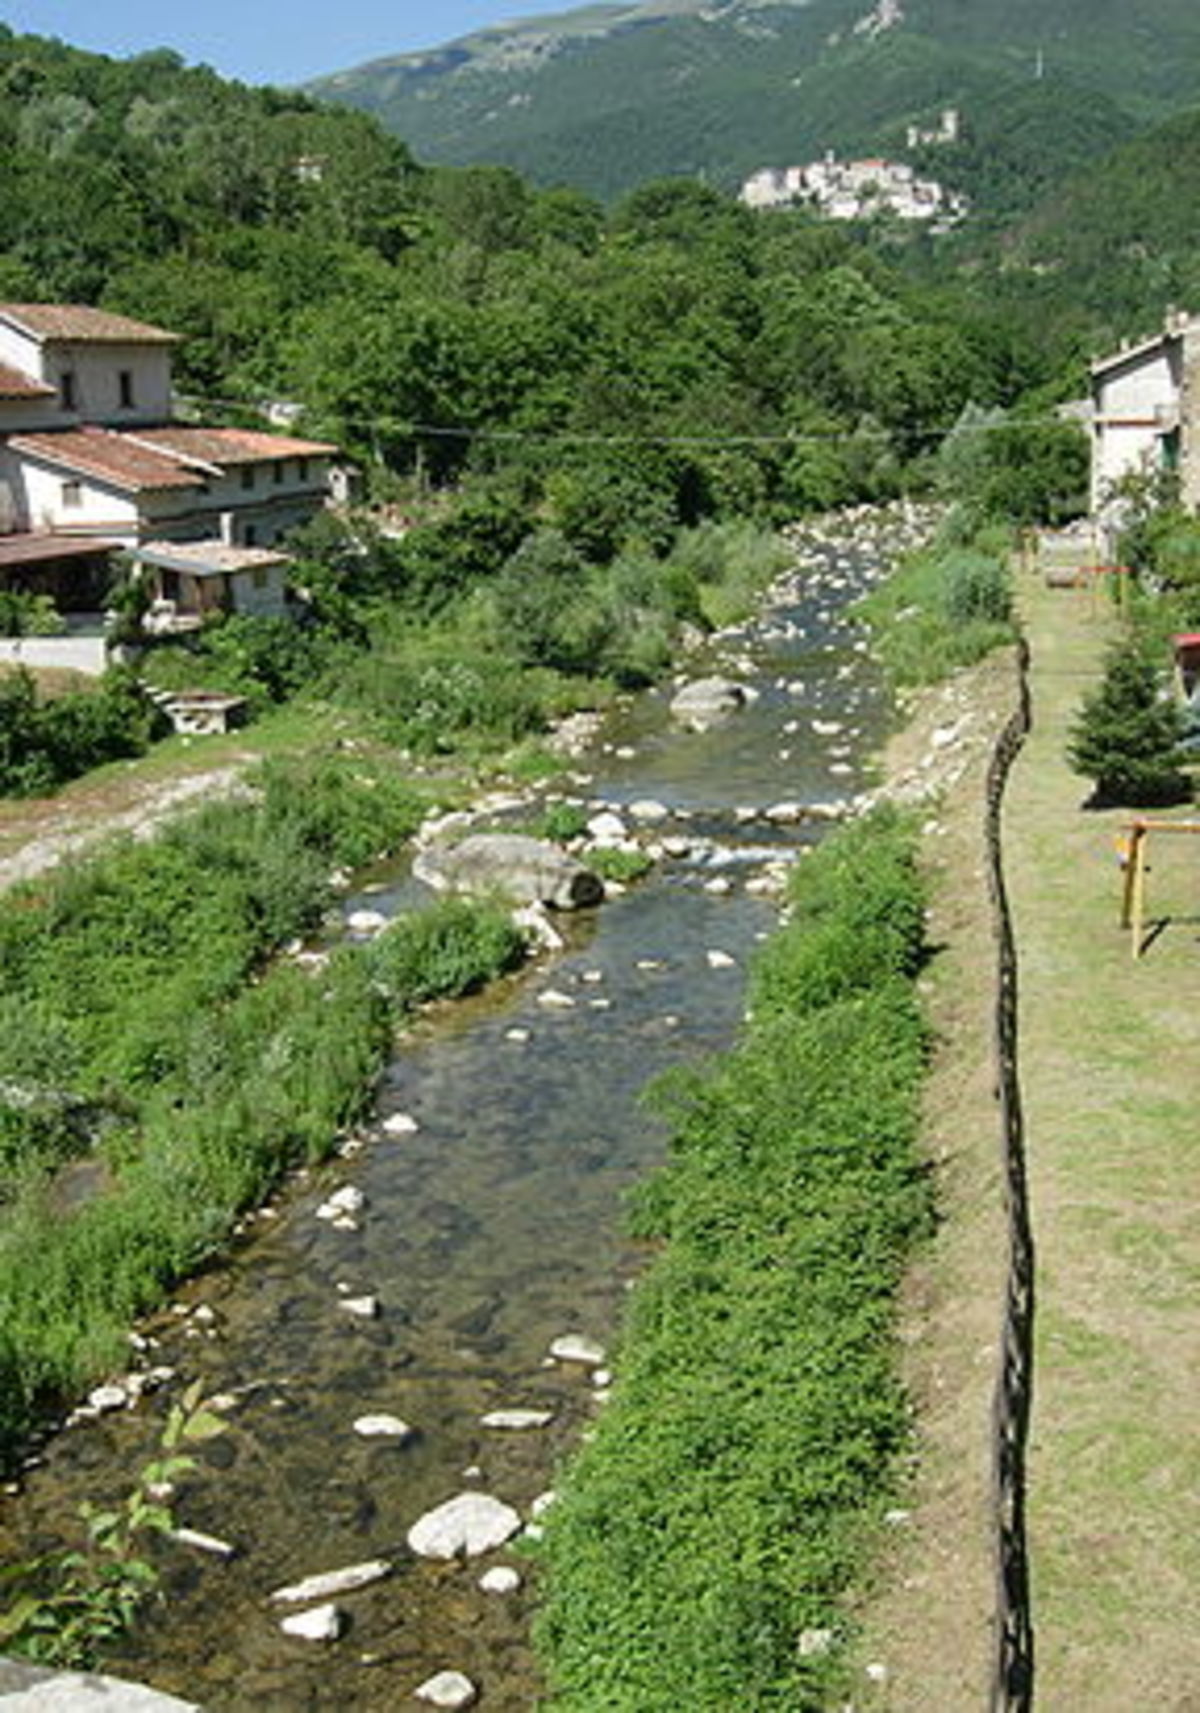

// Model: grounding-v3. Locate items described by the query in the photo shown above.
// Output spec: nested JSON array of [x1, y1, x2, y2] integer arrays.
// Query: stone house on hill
[[0, 302, 337, 627]]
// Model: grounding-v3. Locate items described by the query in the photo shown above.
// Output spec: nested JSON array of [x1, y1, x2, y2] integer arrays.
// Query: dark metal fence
[[985, 636, 1035, 1711]]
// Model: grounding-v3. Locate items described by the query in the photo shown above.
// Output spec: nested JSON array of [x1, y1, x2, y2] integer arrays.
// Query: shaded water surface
[[3, 526, 903, 1710]]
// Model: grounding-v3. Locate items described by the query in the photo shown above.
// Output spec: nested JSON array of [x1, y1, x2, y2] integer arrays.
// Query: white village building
[[1089, 310, 1200, 523], [0, 303, 338, 629], [739, 152, 966, 228]]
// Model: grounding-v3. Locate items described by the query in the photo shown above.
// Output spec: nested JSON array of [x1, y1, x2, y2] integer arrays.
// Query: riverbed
[[2, 509, 924, 1711]]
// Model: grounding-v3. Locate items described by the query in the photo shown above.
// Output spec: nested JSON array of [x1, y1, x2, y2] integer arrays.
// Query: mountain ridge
[[307, 0, 1200, 206]]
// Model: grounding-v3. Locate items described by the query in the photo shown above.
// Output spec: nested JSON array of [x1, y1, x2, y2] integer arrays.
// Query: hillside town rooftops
[[8, 427, 205, 492], [0, 304, 180, 345], [0, 362, 55, 400]]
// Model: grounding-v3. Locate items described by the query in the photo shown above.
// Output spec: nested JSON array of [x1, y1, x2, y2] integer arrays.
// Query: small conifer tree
[[1067, 641, 1190, 806]]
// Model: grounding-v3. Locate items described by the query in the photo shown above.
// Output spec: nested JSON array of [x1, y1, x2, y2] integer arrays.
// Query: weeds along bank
[[535, 809, 933, 1710], [0, 755, 525, 1467]]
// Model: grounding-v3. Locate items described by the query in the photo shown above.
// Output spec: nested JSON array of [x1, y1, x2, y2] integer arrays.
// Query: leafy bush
[[0, 591, 65, 636], [858, 532, 1016, 686], [1067, 639, 1191, 806], [941, 549, 1012, 625], [583, 845, 653, 884], [533, 801, 590, 842], [369, 897, 524, 1005], [537, 812, 931, 1709], [0, 669, 159, 798]]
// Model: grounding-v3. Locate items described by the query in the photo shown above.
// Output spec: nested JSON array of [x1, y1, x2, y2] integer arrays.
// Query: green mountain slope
[[308, 0, 1200, 205], [997, 106, 1200, 338]]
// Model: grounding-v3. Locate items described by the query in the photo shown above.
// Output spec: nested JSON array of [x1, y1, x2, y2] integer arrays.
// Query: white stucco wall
[[0, 323, 42, 377], [43, 344, 172, 426], [15, 457, 140, 537]]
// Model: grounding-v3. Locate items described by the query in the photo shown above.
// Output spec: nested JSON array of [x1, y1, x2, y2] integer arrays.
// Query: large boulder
[[670, 677, 752, 731], [414, 834, 603, 911]]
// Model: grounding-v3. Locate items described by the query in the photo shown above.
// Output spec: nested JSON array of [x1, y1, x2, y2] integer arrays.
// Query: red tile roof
[[0, 362, 55, 400], [0, 533, 120, 569], [135, 425, 338, 466], [0, 304, 179, 344], [8, 427, 205, 492]]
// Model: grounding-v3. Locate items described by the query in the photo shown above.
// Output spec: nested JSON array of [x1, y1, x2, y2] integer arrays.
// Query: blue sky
[[1, 0, 585, 86]]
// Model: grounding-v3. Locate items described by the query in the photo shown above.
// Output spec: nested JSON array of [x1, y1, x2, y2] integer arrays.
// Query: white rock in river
[[346, 909, 387, 934], [171, 1527, 236, 1560], [586, 809, 628, 845], [88, 1384, 128, 1414], [706, 949, 736, 970], [382, 1112, 419, 1136], [353, 1414, 414, 1441], [537, 988, 576, 1010], [550, 1333, 607, 1367], [339, 1295, 380, 1319], [407, 1493, 523, 1560], [270, 1559, 391, 1603], [764, 801, 803, 824], [414, 1670, 478, 1709], [280, 1603, 345, 1642], [316, 1185, 365, 1221], [627, 799, 669, 824], [479, 1565, 522, 1595], [481, 1408, 554, 1431]]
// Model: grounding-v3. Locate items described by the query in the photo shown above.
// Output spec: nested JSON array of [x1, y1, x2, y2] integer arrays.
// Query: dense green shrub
[[369, 897, 524, 1004], [537, 812, 931, 1709], [1067, 639, 1191, 806], [0, 591, 64, 636], [0, 669, 159, 798], [858, 528, 1016, 686]]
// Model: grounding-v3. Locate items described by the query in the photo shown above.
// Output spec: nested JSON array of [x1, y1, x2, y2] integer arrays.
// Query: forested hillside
[[309, 0, 1200, 211], [0, 23, 1056, 516]]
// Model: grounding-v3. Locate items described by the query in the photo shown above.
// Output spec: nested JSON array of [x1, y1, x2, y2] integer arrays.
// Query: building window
[[297, 458, 309, 482], [61, 480, 82, 510], [251, 565, 270, 590], [60, 371, 76, 411], [241, 466, 255, 491], [273, 459, 286, 484], [244, 525, 257, 546], [119, 370, 135, 409]]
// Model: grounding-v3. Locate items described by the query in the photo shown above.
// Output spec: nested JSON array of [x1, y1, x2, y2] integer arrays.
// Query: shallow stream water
[[2, 518, 911, 1710]]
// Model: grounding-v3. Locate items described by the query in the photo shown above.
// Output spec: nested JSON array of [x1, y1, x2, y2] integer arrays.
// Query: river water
[[2, 513, 918, 1710]]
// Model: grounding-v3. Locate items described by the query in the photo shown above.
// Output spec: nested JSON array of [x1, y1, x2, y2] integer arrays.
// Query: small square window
[[297, 458, 309, 482], [61, 479, 82, 509], [119, 370, 135, 409], [241, 466, 255, 491], [244, 524, 257, 546], [273, 460, 286, 484], [251, 565, 270, 589], [60, 371, 76, 411]]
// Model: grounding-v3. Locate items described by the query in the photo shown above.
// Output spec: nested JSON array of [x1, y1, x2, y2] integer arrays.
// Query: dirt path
[[1007, 567, 1200, 1709], [858, 561, 1200, 1711], [0, 763, 255, 891], [852, 649, 1019, 1708]]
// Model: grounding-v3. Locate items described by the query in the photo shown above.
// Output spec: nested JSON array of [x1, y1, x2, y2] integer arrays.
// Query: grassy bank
[[536, 809, 933, 1709], [0, 755, 524, 1466], [857, 521, 1016, 686]]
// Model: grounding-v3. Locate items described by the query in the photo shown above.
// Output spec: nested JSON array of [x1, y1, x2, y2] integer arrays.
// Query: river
[[2, 508, 922, 1711]]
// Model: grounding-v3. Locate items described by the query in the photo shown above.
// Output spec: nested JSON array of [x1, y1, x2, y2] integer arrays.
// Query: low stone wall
[[0, 635, 108, 676]]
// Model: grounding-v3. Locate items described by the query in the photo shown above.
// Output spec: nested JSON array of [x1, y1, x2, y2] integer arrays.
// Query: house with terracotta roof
[[0, 303, 338, 630]]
